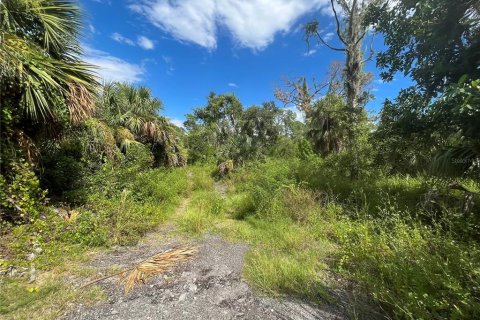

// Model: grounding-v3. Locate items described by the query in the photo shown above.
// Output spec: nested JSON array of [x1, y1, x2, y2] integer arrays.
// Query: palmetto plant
[[98, 83, 187, 167], [0, 0, 98, 124], [306, 94, 349, 156]]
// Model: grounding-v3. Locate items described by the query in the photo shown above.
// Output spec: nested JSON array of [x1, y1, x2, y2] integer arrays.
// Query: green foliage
[[63, 209, 109, 246], [297, 139, 314, 160], [0, 160, 47, 224], [96, 82, 187, 167], [336, 217, 480, 319], [0, 277, 105, 319], [0, 0, 98, 123], [2, 165, 190, 272], [430, 79, 480, 178], [367, 0, 480, 97], [306, 94, 350, 156], [221, 157, 480, 318], [178, 190, 225, 234], [374, 79, 480, 177], [185, 93, 301, 163]]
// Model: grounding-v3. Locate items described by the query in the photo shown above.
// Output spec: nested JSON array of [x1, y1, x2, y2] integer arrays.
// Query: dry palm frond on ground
[[81, 246, 197, 294]]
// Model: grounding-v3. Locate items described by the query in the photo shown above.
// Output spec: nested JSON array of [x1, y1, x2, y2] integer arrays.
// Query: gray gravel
[[64, 235, 347, 320]]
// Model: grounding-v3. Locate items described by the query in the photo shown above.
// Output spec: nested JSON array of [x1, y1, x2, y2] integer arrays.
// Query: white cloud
[[111, 32, 135, 46], [228, 82, 238, 88], [324, 32, 334, 41], [130, 0, 330, 51], [319, 1, 343, 17], [162, 56, 175, 75], [303, 49, 317, 56], [169, 118, 185, 128], [83, 45, 144, 83], [284, 106, 305, 123], [137, 36, 155, 50], [88, 24, 96, 34]]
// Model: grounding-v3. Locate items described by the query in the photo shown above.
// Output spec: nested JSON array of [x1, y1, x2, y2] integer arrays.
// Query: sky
[[80, 0, 412, 126]]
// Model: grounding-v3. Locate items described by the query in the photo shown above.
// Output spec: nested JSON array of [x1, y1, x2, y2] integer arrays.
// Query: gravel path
[[64, 185, 355, 320], [65, 234, 346, 320]]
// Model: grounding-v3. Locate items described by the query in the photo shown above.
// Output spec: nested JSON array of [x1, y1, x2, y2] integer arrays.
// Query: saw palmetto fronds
[[121, 247, 197, 294], [81, 246, 197, 295]]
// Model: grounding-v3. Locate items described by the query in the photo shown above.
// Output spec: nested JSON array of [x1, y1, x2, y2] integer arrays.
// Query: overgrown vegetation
[[1, 0, 479, 319]]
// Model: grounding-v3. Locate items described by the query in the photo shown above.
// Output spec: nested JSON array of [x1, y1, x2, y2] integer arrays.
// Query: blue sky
[[80, 0, 411, 126]]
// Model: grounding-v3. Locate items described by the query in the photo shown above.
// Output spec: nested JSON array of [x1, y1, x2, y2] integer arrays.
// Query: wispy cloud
[[324, 32, 334, 41], [83, 45, 144, 82], [137, 36, 155, 50], [228, 82, 238, 88], [88, 24, 96, 34], [303, 49, 317, 56], [111, 33, 155, 50], [111, 32, 135, 46], [162, 56, 175, 75], [169, 118, 185, 128], [129, 0, 330, 51]]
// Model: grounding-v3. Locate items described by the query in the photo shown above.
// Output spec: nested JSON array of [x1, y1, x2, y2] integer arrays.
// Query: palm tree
[[1, 0, 98, 168], [98, 83, 187, 167], [0, 0, 98, 123], [306, 94, 349, 156]]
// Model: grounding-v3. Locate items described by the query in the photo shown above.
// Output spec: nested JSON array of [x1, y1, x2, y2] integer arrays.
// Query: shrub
[[0, 160, 47, 224], [336, 215, 480, 319]]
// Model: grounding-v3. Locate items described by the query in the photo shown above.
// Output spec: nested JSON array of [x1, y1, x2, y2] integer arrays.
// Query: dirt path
[[64, 184, 348, 320]]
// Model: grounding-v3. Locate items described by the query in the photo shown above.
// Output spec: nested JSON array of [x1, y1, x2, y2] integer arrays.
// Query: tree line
[[1, 0, 479, 221]]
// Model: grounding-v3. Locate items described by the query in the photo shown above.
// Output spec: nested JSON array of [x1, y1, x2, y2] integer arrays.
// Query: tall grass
[[221, 158, 480, 319]]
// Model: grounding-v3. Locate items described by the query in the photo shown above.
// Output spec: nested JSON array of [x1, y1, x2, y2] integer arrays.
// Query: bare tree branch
[[361, 31, 376, 63], [314, 30, 346, 52], [331, 0, 348, 46]]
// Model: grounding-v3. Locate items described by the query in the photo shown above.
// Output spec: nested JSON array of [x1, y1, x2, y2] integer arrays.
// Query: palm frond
[[67, 82, 95, 124], [121, 247, 196, 294], [80, 246, 197, 295], [431, 144, 480, 177]]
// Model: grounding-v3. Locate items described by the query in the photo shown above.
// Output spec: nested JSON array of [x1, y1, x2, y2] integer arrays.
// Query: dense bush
[[225, 157, 480, 319], [0, 161, 47, 225]]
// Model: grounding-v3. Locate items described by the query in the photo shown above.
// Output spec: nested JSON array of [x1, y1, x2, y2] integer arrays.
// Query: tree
[[306, 0, 375, 112], [185, 92, 243, 162], [275, 61, 343, 114], [185, 93, 300, 163], [307, 94, 350, 156], [305, 0, 376, 177], [98, 83, 186, 167], [0, 0, 98, 168], [367, 0, 480, 97], [0, 0, 98, 124], [372, 89, 434, 173], [369, 0, 480, 177], [0, 0, 98, 221]]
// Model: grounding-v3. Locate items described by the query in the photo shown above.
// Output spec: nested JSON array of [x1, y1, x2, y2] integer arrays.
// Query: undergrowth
[[0, 163, 190, 319], [2, 159, 479, 320], [218, 158, 480, 319]]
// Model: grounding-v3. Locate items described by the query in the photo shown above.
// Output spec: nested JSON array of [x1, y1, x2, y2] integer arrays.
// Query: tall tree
[[366, 0, 480, 97], [306, 0, 375, 113], [305, 1, 376, 176], [370, 0, 480, 177], [0, 0, 98, 168]]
